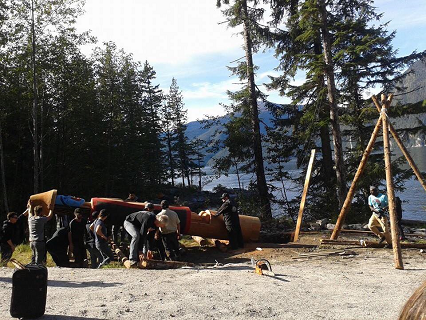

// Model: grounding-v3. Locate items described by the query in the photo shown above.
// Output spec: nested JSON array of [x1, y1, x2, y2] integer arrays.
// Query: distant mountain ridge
[[186, 60, 426, 168]]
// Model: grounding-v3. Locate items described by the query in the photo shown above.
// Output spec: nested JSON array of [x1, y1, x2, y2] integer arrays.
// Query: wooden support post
[[372, 95, 426, 193], [294, 149, 316, 242], [331, 116, 383, 240], [380, 94, 403, 270]]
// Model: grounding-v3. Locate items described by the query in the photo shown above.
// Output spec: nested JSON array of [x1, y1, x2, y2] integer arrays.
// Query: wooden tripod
[[330, 94, 426, 269]]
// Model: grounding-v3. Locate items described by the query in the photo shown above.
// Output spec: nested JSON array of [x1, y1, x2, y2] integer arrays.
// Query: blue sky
[[76, 0, 426, 122]]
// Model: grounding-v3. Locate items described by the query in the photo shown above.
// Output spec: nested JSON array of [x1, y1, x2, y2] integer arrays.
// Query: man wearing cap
[[368, 186, 392, 245], [157, 200, 181, 260], [213, 193, 244, 250], [123, 203, 169, 266]]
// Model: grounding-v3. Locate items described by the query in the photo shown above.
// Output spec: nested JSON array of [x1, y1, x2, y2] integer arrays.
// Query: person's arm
[[213, 202, 228, 217], [46, 209, 54, 221], [95, 225, 108, 241], [176, 222, 181, 240], [6, 239, 15, 252]]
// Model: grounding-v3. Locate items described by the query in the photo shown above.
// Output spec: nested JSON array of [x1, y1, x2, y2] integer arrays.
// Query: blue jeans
[[95, 241, 113, 268], [123, 220, 140, 262]]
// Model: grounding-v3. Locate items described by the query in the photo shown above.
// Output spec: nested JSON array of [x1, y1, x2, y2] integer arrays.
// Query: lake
[[200, 146, 426, 222]]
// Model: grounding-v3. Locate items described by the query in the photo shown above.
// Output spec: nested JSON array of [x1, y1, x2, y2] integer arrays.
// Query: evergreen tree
[[139, 61, 166, 186], [217, 0, 272, 219]]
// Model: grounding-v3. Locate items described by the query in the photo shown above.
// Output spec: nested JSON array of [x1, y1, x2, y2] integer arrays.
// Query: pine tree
[[217, 0, 272, 219], [139, 61, 166, 186]]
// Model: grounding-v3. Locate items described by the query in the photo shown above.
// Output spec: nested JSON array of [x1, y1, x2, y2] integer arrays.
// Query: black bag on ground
[[10, 259, 48, 319]]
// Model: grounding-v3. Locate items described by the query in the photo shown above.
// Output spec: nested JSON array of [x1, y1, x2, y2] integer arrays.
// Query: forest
[[0, 0, 425, 223]]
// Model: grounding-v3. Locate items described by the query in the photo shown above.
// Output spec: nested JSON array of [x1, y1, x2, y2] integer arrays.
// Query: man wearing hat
[[157, 200, 181, 260], [368, 186, 392, 245], [213, 193, 244, 250], [123, 203, 168, 266]]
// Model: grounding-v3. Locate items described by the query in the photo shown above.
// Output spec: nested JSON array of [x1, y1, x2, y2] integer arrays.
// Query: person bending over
[[123, 203, 168, 266]]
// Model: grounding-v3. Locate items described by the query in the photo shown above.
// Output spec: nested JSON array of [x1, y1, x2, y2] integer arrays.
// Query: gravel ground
[[0, 246, 425, 320]]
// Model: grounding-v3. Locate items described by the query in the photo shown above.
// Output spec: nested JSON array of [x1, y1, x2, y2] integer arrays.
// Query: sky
[[76, 0, 426, 122]]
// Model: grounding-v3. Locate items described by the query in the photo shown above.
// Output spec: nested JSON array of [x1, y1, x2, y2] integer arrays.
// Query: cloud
[[77, 0, 243, 65]]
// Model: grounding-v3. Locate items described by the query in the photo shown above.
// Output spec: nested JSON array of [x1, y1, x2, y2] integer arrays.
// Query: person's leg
[[378, 216, 392, 244], [87, 245, 98, 268], [30, 242, 36, 264], [166, 234, 180, 259], [226, 225, 238, 249], [123, 221, 140, 262], [397, 219, 406, 240], [96, 242, 110, 268], [0, 244, 13, 265], [73, 244, 85, 267], [368, 214, 383, 239], [34, 242, 46, 265]]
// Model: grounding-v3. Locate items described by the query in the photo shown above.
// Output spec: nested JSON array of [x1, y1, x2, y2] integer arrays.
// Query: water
[[201, 146, 426, 222]]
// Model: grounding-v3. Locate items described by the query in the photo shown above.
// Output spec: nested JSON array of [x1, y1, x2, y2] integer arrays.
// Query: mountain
[[394, 59, 426, 105], [186, 60, 426, 169]]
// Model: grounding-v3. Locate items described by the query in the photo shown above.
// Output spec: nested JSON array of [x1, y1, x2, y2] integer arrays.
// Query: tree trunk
[[31, 0, 40, 193], [241, 0, 271, 219], [0, 122, 9, 212], [318, 0, 347, 209], [166, 130, 175, 186]]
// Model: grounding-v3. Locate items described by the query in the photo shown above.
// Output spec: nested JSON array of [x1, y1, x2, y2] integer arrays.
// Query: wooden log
[[331, 116, 383, 240], [138, 259, 194, 269], [294, 149, 316, 242], [321, 239, 426, 249], [372, 95, 426, 193], [381, 94, 404, 270], [212, 239, 228, 252], [192, 236, 208, 247]]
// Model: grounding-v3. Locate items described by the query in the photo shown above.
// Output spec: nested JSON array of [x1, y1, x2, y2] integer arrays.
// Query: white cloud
[[183, 78, 241, 101], [77, 0, 242, 65]]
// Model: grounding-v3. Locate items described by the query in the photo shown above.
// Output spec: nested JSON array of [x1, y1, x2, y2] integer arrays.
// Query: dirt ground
[[0, 232, 425, 320]]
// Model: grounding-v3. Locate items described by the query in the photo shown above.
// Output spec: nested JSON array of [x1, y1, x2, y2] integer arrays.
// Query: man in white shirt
[[157, 200, 181, 260]]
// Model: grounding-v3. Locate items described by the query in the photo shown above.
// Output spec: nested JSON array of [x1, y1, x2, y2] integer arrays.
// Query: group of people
[[0, 191, 246, 267]]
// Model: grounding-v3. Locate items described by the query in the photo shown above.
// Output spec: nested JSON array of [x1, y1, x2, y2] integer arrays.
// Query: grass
[[2, 244, 126, 269], [1, 244, 55, 268]]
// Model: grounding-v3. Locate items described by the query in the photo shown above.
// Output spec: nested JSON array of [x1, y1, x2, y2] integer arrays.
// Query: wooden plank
[[294, 149, 316, 242], [331, 117, 383, 240]]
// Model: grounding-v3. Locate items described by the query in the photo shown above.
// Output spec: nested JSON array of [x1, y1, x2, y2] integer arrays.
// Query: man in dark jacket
[[123, 203, 168, 266], [213, 193, 244, 250], [46, 227, 70, 267], [1, 206, 30, 264]]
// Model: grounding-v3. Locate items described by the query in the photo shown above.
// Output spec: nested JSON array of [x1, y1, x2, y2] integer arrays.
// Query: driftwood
[[321, 239, 426, 249], [212, 239, 228, 252], [138, 259, 194, 269], [192, 236, 209, 247]]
